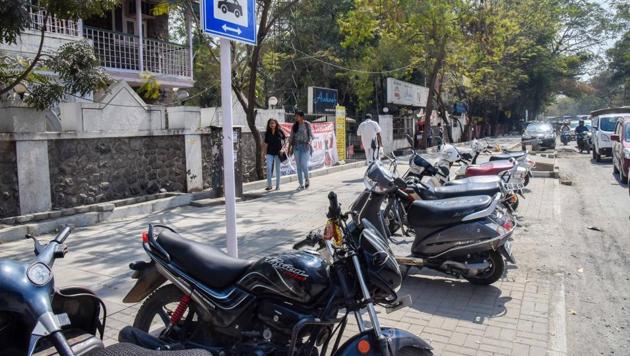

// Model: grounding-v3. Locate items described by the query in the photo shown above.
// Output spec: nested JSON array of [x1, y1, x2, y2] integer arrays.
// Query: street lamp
[[13, 82, 27, 100]]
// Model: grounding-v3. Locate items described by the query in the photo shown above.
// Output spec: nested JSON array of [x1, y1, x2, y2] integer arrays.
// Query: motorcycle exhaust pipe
[[440, 260, 490, 277]]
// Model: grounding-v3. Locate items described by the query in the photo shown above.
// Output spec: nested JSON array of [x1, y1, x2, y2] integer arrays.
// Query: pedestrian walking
[[436, 122, 444, 149], [357, 114, 382, 164], [288, 111, 314, 190], [262, 118, 286, 191]]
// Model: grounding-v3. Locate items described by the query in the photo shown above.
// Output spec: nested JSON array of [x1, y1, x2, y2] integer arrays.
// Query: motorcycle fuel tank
[[237, 251, 330, 305]]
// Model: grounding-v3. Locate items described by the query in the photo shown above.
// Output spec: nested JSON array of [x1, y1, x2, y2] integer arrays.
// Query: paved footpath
[[1, 155, 567, 355]]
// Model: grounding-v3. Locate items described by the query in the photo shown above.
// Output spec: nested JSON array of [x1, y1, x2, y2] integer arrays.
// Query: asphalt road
[[536, 142, 630, 355]]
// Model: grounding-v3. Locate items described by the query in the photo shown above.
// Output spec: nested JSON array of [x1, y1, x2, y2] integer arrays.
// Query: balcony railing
[[29, 6, 80, 37], [84, 27, 192, 78]]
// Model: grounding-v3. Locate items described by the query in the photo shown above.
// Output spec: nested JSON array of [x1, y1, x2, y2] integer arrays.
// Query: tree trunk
[[245, 45, 264, 179], [422, 39, 447, 149]]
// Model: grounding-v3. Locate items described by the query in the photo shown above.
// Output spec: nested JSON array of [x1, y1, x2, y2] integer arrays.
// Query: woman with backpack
[[287, 111, 314, 190]]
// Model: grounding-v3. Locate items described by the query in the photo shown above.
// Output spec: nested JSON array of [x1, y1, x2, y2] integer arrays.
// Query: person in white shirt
[[357, 114, 383, 164]]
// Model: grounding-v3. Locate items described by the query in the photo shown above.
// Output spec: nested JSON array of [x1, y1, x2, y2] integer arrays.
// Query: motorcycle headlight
[[27, 262, 52, 286], [623, 148, 630, 159]]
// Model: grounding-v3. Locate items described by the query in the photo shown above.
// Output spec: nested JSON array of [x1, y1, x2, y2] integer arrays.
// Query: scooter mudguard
[[335, 327, 432, 355], [122, 261, 166, 303]]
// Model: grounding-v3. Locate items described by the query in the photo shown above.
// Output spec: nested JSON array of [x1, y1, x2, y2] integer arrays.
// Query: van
[[589, 108, 630, 162]]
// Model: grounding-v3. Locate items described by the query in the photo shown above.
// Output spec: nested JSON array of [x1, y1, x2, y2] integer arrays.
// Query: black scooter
[[354, 161, 516, 285], [0, 227, 210, 356]]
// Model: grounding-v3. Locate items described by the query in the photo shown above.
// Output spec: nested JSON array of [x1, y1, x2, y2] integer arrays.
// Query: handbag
[[278, 131, 288, 162]]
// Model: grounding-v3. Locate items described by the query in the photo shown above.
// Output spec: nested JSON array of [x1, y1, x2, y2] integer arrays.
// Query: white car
[[590, 110, 620, 162]]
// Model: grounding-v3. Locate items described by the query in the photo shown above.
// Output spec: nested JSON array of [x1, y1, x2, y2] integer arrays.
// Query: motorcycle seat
[[158, 230, 253, 290], [465, 160, 514, 176], [418, 182, 501, 200], [445, 175, 501, 185], [489, 151, 526, 161], [407, 195, 493, 228]]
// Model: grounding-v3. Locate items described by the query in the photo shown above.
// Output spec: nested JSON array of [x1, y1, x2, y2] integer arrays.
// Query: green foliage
[[47, 41, 110, 96], [136, 72, 161, 103], [0, 0, 30, 44]]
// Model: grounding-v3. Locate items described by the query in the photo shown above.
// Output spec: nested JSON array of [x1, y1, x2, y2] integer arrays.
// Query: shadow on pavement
[[400, 273, 511, 323]]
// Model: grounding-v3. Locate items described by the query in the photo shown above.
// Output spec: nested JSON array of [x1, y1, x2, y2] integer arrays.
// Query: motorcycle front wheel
[[464, 251, 505, 285]]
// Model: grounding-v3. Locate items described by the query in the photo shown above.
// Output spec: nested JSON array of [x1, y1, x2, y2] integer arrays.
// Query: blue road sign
[[202, 0, 257, 45]]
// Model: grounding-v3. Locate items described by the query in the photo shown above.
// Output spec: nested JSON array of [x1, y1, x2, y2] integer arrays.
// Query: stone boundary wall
[[0, 141, 19, 217], [0, 127, 242, 218], [48, 136, 187, 209]]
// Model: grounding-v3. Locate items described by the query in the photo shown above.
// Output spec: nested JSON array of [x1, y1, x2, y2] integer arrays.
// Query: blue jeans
[[266, 154, 281, 188], [294, 147, 310, 186]]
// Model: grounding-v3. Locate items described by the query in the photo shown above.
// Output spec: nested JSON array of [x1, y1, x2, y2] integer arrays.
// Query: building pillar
[[136, 0, 144, 72], [184, 134, 203, 192], [378, 115, 394, 154], [16, 140, 52, 214]]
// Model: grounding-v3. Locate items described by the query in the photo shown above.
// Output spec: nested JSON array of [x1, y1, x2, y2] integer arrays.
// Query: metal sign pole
[[220, 37, 238, 257]]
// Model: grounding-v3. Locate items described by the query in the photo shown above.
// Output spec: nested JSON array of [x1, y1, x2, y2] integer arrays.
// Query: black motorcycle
[[577, 132, 591, 154], [0, 227, 211, 356], [355, 161, 516, 285], [122, 194, 433, 355]]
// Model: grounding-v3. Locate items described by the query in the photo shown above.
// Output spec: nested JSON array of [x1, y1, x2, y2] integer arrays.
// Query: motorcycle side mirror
[[25, 234, 44, 256]]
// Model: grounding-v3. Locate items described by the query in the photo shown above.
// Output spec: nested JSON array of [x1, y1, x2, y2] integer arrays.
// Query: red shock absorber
[[170, 294, 191, 325]]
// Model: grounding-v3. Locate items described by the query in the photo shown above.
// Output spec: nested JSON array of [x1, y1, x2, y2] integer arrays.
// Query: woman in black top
[[262, 119, 286, 191]]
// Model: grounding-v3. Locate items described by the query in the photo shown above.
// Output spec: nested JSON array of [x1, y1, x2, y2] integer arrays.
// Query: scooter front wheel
[[464, 251, 505, 285]]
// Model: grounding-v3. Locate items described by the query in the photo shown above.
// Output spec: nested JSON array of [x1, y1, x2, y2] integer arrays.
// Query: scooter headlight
[[623, 148, 630, 159], [27, 262, 52, 286]]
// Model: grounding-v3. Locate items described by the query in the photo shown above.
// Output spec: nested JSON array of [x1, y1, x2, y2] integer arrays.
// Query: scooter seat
[[408, 195, 493, 228], [489, 151, 526, 161], [418, 182, 501, 200], [158, 230, 253, 290]]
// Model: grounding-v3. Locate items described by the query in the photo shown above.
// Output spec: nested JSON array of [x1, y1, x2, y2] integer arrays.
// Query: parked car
[[611, 115, 630, 183], [218, 0, 243, 17], [590, 108, 630, 162], [522, 122, 556, 150]]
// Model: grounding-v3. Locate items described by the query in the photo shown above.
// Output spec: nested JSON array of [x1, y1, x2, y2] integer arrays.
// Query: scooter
[[123, 200, 432, 355], [561, 131, 570, 145], [356, 161, 516, 285], [0, 226, 210, 356]]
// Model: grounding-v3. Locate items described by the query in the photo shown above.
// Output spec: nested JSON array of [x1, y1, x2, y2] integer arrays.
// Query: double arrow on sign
[[222, 24, 242, 35]]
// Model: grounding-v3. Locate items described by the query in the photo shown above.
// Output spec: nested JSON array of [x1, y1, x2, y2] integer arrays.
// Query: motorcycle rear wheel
[[133, 284, 201, 341], [464, 251, 505, 285]]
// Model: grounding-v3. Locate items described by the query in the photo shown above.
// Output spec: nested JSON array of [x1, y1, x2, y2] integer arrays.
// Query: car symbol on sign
[[218, 0, 243, 18]]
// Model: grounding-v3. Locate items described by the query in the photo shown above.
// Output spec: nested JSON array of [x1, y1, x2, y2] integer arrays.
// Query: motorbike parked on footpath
[[0, 226, 211, 356], [355, 160, 517, 285], [122, 197, 433, 355]]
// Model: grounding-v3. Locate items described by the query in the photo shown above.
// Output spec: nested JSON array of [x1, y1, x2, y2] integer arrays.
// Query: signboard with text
[[307, 86, 338, 115], [386, 77, 429, 107], [202, 0, 257, 45]]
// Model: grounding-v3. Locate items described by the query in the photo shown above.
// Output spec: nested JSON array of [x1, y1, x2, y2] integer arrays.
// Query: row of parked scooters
[[0, 136, 534, 356]]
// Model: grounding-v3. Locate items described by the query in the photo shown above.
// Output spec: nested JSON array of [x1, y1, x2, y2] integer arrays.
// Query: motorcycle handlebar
[[54, 226, 71, 244]]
